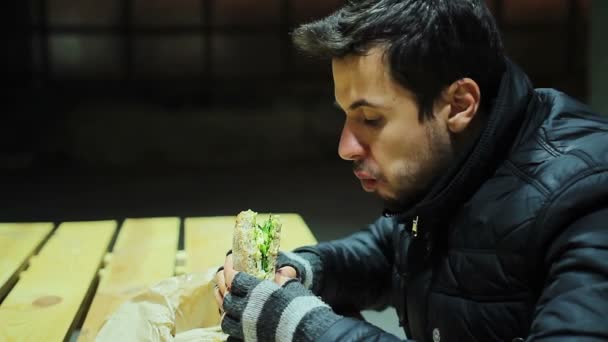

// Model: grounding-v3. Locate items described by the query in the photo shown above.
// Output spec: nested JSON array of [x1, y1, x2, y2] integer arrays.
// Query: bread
[[232, 210, 282, 280]]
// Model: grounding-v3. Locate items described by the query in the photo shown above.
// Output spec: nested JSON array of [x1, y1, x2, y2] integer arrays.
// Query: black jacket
[[314, 61, 608, 341]]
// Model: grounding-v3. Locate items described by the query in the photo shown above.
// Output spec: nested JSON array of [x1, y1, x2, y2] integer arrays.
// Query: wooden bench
[[0, 214, 317, 342]]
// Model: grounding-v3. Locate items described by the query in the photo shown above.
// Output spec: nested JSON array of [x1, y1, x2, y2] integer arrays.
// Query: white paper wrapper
[[96, 267, 227, 342]]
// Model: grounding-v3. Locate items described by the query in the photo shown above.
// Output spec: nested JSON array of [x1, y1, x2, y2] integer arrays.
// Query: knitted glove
[[221, 272, 341, 342], [276, 249, 323, 293]]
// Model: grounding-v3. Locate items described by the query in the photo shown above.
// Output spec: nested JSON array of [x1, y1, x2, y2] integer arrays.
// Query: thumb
[[276, 266, 297, 278], [274, 268, 296, 286]]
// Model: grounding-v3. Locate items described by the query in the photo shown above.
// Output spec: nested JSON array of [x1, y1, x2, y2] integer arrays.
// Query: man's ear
[[446, 78, 481, 133]]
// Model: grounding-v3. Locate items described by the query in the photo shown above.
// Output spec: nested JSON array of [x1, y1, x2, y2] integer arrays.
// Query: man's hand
[[276, 264, 298, 280], [214, 251, 296, 315], [213, 250, 341, 341], [275, 251, 319, 290]]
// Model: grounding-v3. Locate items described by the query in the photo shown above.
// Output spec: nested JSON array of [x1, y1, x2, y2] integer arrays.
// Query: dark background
[[2, 0, 604, 241]]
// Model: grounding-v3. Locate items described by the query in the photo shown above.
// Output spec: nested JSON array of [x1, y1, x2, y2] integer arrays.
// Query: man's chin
[[380, 191, 421, 215], [362, 182, 420, 214]]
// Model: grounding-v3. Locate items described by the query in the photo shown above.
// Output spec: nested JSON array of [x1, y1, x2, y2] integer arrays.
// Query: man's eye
[[363, 118, 382, 127]]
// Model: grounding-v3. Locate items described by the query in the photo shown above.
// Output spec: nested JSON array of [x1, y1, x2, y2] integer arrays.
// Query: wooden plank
[[184, 216, 233, 273], [0, 221, 116, 342], [0, 223, 54, 302], [77, 217, 180, 342], [184, 213, 317, 273]]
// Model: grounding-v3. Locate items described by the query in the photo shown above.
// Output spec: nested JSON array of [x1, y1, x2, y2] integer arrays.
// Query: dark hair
[[293, 0, 506, 120]]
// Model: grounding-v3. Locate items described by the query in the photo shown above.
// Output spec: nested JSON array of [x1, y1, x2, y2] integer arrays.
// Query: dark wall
[[590, 0, 608, 114], [2, 0, 593, 172]]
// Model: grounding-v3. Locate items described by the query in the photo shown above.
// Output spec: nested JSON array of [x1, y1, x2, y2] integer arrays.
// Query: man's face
[[333, 47, 455, 209]]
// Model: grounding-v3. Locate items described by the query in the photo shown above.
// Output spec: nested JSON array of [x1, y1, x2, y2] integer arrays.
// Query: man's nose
[[338, 122, 365, 161]]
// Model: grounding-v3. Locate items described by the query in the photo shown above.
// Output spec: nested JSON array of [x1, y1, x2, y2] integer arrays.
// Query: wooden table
[[0, 214, 317, 342]]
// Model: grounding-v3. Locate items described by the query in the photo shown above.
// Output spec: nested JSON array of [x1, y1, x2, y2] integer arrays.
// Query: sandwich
[[232, 210, 282, 280]]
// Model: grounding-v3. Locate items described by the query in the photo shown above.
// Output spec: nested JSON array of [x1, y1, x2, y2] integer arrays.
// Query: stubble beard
[[382, 120, 455, 213]]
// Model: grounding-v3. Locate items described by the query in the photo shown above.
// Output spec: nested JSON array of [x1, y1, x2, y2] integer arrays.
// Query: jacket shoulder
[[509, 89, 608, 196], [506, 89, 608, 251]]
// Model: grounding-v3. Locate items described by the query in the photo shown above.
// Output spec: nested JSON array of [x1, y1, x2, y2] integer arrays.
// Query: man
[[215, 0, 608, 341]]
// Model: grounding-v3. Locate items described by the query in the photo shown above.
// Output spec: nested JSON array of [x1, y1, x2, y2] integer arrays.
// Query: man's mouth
[[354, 170, 375, 180], [354, 170, 379, 192]]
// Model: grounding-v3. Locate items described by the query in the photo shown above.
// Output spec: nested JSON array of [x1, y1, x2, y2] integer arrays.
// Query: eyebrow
[[333, 99, 384, 111]]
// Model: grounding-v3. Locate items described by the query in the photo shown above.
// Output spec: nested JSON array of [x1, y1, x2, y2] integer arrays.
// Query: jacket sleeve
[[528, 207, 608, 341], [318, 317, 408, 342], [312, 216, 396, 313]]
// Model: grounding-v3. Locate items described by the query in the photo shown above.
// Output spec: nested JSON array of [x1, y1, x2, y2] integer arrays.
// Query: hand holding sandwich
[[213, 210, 340, 341], [214, 251, 295, 305], [216, 252, 341, 342]]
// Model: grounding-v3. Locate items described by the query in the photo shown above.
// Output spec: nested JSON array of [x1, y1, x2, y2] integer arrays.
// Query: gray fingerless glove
[[276, 249, 323, 293], [222, 272, 341, 342]]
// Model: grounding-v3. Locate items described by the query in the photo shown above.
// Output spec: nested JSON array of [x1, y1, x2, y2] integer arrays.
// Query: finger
[[224, 252, 234, 270], [276, 266, 297, 279], [221, 312, 243, 340], [274, 273, 293, 286], [224, 253, 238, 291], [215, 267, 227, 296], [214, 285, 224, 310]]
